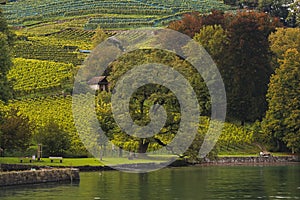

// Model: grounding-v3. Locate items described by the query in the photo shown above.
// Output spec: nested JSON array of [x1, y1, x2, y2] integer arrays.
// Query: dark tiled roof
[[87, 76, 107, 85]]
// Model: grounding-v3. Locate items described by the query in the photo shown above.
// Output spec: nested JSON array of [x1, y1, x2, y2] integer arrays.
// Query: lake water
[[0, 164, 299, 200]]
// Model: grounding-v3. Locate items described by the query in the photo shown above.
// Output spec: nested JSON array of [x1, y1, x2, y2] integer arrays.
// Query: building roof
[[87, 76, 107, 85]]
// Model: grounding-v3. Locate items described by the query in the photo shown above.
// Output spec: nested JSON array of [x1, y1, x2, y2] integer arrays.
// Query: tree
[[193, 24, 229, 62], [0, 107, 31, 154], [262, 49, 300, 153], [35, 120, 71, 156], [168, 12, 202, 38], [168, 10, 226, 38], [91, 27, 108, 48], [0, 9, 14, 102], [269, 27, 300, 60], [269, 28, 300, 69], [96, 49, 209, 155], [222, 11, 279, 123]]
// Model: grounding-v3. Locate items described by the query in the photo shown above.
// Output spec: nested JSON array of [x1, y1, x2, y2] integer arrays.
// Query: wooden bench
[[49, 156, 63, 163], [20, 157, 33, 163]]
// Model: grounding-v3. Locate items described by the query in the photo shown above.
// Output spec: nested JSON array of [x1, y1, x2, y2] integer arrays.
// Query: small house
[[87, 76, 109, 91]]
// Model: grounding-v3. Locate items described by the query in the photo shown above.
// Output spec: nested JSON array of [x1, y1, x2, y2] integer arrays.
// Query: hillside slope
[[1, 0, 231, 29]]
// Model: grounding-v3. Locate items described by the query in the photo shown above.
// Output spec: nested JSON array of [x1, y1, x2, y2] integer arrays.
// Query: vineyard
[[7, 58, 75, 96], [0, 0, 232, 29], [12, 28, 95, 66]]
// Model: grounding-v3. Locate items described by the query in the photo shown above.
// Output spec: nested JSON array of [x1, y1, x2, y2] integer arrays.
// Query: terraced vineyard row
[[44, 28, 95, 41], [12, 40, 83, 65], [8, 58, 75, 96], [10, 96, 74, 132], [84, 13, 184, 29], [1, 0, 231, 28], [12, 29, 94, 65], [0, 0, 173, 26], [85, 20, 155, 29]]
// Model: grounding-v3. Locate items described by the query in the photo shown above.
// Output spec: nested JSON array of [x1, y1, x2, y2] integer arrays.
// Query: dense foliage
[[262, 49, 300, 153], [171, 11, 280, 123], [0, 106, 31, 155], [0, 9, 13, 102], [35, 120, 71, 156]]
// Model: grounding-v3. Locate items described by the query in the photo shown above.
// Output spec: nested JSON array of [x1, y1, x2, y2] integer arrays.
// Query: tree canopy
[[0, 9, 14, 102], [35, 120, 71, 156], [269, 27, 300, 60], [0, 107, 31, 154], [172, 11, 279, 123], [262, 49, 300, 153], [96, 49, 209, 155]]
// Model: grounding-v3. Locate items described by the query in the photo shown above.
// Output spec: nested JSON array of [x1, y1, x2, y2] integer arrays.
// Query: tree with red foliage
[[168, 12, 202, 38], [223, 11, 280, 123], [168, 10, 226, 38]]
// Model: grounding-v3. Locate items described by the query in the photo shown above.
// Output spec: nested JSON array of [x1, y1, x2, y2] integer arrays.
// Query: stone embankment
[[0, 168, 79, 187], [203, 156, 299, 165]]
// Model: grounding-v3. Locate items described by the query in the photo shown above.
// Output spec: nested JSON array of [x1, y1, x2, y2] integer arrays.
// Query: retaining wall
[[0, 168, 79, 187], [205, 156, 299, 164]]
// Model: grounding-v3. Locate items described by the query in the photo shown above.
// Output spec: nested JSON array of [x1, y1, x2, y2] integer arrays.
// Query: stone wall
[[0, 164, 41, 172], [205, 156, 299, 164], [0, 168, 79, 187]]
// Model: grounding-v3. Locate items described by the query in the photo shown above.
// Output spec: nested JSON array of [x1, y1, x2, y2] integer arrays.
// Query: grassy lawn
[[0, 153, 293, 167], [0, 157, 104, 167], [0, 155, 173, 167]]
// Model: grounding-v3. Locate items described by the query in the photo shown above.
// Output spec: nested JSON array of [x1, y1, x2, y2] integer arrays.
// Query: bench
[[49, 156, 63, 163], [259, 151, 272, 157], [20, 157, 34, 163]]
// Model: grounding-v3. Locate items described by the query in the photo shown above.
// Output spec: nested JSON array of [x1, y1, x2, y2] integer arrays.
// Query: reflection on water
[[0, 164, 299, 200]]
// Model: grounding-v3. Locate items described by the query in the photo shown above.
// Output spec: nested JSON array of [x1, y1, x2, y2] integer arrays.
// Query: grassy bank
[[0, 156, 173, 167], [0, 153, 294, 168]]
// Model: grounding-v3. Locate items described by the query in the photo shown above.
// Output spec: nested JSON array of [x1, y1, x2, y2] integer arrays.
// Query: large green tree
[[35, 120, 71, 156], [262, 49, 300, 153], [0, 107, 31, 154], [0, 9, 14, 102], [96, 49, 209, 155]]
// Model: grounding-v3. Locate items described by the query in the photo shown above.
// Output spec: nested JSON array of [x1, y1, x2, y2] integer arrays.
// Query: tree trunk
[[137, 139, 150, 154], [119, 147, 123, 157]]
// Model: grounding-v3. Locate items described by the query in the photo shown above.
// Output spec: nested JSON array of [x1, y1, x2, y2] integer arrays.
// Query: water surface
[[0, 164, 299, 200]]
